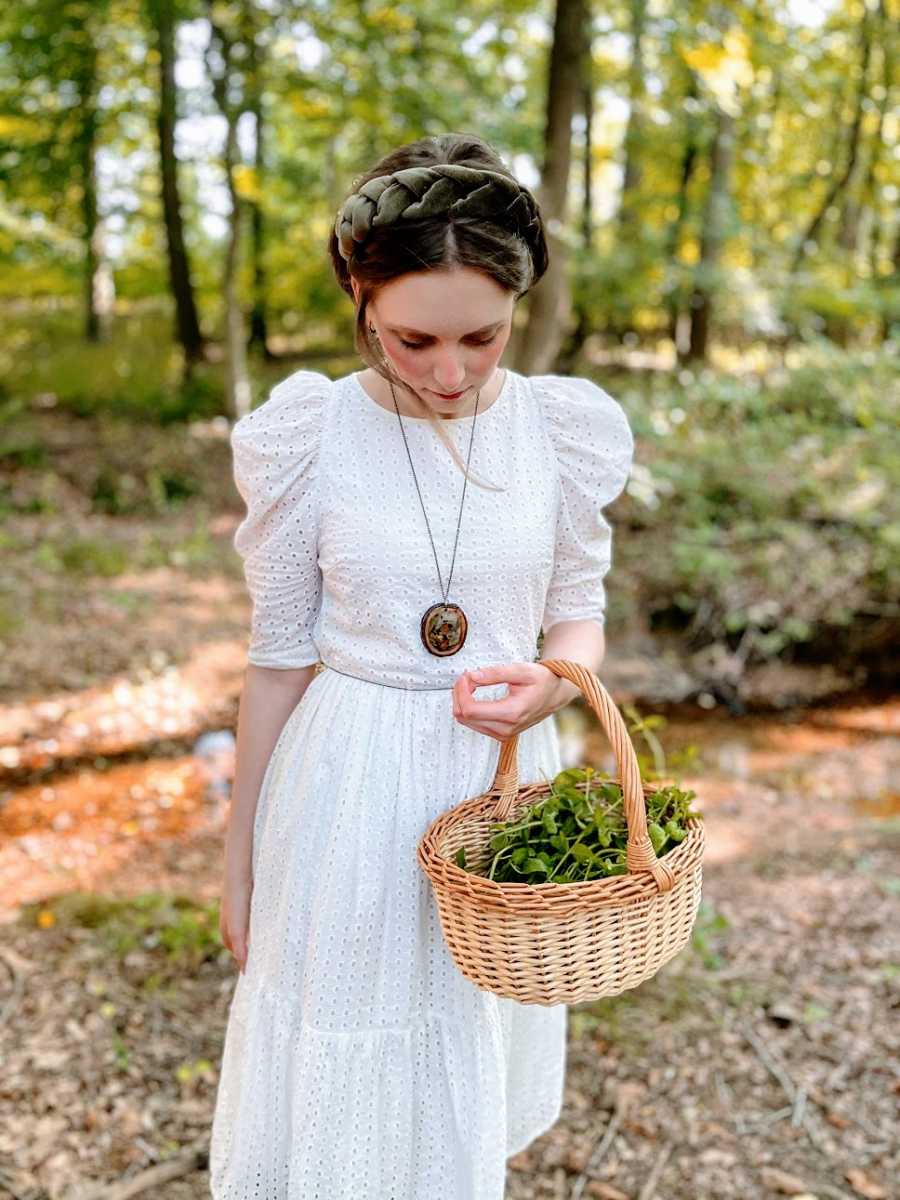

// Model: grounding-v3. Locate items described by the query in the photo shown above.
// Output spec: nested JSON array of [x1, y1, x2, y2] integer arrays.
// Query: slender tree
[[685, 103, 735, 362], [245, 9, 272, 358], [205, 3, 252, 419], [791, 3, 873, 274], [147, 0, 205, 369], [663, 66, 701, 351], [514, 0, 588, 375]]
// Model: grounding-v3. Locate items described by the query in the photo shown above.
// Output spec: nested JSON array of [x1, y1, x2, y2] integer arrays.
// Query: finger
[[459, 689, 521, 719], [469, 662, 533, 685], [462, 715, 518, 738], [467, 724, 513, 742]]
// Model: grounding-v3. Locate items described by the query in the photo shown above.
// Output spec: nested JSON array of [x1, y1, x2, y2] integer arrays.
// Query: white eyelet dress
[[208, 367, 634, 1200]]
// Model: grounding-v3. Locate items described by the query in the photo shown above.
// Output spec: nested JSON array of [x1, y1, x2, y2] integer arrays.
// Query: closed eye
[[399, 335, 497, 351]]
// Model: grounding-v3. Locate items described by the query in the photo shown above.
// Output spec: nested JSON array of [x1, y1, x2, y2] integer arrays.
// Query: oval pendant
[[421, 602, 468, 656]]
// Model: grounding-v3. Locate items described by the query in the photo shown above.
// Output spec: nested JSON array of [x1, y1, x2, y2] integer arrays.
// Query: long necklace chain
[[389, 379, 480, 603]]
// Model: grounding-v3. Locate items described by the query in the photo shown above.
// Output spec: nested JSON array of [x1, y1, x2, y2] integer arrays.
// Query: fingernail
[[470, 669, 484, 680]]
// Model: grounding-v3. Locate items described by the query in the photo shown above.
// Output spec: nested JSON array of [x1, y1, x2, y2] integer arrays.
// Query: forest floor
[[0, 423, 897, 1200]]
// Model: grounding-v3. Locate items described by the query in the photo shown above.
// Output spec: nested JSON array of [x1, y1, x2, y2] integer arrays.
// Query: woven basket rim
[[417, 776, 705, 914]]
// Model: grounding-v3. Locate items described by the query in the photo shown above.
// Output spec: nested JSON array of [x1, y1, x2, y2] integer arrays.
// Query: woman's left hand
[[451, 661, 572, 742]]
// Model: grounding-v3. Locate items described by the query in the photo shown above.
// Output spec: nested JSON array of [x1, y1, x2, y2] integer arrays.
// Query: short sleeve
[[533, 374, 635, 634], [230, 370, 328, 668]]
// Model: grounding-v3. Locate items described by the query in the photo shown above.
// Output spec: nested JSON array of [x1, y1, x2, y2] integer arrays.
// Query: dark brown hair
[[327, 133, 549, 484]]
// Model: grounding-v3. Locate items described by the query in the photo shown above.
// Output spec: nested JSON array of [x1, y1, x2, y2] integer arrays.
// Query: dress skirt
[[209, 664, 568, 1200]]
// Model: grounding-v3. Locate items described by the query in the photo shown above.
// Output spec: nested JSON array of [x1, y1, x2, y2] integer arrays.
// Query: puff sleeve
[[230, 370, 328, 668], [533, 374, 635, 634]]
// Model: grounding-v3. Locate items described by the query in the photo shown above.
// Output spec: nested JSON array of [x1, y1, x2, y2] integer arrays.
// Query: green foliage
[[609, 342, 899, 661], [0, 309, 226, 424], [622, 704, 700, 782], [690, 899, 731, 971], [455, 766, 702, 885], [34, 536, 130, 576], [26, 890, 223, 968]]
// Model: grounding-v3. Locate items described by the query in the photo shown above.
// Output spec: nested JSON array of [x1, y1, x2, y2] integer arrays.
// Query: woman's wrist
[[541, 668, 580, 714], [223, 836, 253, 884]]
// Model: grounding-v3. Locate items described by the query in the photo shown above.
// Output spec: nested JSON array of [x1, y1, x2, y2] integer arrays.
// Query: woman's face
[[354, 267, 515, 416]]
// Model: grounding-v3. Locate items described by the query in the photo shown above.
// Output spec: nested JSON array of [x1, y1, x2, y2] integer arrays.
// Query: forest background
[[0, 0, 897, 701]]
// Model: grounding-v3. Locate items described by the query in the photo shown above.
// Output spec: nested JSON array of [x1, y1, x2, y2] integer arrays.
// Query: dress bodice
[[229, 367, 634, 689]]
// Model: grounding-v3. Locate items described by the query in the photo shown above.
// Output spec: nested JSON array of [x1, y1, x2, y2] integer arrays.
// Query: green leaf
[[522, 857, 549, 874], [664, 819, 687, 843], [648, 822, 667, 854]]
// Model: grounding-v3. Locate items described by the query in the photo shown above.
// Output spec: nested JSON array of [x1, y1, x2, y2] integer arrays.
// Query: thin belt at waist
[[318, 661, 456, 691]]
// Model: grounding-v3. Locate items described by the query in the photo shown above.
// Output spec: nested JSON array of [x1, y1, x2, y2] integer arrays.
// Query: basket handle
[[487, 658, 676, 892]]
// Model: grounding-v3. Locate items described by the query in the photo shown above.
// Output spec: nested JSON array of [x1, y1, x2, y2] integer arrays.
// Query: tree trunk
[[224, 116, 251, 418], [617, 0, 647, 235], [513, 0, 587, 376], [664, 68, 700, 351], [76, 35, 105, 343], [685, 104, 735, 363], [207, 8, 251, 420], [865, 0, 892, 279], [791, 4, 872, 274], [245, 17, 272, 359], [149, 0, 205, 369], [554, 37, 595, 374]]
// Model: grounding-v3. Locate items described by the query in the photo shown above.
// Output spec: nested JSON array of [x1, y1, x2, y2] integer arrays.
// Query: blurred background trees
[[0, 0, 897, 692], [2, 0, 896, 382]]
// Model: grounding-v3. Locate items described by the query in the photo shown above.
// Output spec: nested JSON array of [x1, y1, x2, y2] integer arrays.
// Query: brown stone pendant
[[421, 602, 468, 656]]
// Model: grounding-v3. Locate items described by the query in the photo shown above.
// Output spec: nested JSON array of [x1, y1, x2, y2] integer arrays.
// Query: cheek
[[389, 344, 428, 376], [472, 347, 498, 371], [476, 332, 510, 372], [391, 343, 420, 369]]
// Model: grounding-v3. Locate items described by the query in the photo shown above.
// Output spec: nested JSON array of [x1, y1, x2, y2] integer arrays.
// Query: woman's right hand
[[220, 869, 253, 974]]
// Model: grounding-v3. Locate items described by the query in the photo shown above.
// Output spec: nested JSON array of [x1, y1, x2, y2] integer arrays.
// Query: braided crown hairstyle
[[326, 133, 548, 485]]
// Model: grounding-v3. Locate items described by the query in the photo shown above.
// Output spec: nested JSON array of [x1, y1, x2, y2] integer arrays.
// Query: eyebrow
[[386, 321, 504, 338]]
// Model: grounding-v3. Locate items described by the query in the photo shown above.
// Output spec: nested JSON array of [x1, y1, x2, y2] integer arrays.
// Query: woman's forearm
[[224, 662, 318, 881], [539, 619, 607, 713]]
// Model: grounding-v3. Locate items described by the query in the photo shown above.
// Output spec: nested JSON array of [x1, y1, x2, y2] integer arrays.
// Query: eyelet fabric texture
[[210, 368, 634, 1198]]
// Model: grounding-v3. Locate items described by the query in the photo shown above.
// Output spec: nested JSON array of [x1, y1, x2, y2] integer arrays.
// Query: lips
[[433, 388, 467, 399]]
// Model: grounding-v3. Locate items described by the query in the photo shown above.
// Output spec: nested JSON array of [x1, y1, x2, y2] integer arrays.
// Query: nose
[[432, 350, 466, 391]]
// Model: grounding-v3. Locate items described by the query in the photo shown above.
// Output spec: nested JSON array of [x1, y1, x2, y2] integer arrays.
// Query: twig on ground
[[65, 1140, 208, 1200], [636, 1139, 674, 1200], [743, 1022, 837, 1157], [569, 1109, 623, 1200], [0, 945, 27, 1028], [0, 1165, 33, 1200]]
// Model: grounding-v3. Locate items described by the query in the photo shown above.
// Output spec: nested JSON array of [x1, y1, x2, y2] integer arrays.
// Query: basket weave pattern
[[417, 659, 705, 1005]]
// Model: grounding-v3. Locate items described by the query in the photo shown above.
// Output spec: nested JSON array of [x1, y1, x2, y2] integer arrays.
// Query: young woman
[[209, 132, 634, 1199]]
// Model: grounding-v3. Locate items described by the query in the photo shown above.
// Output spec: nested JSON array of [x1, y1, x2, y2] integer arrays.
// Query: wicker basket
[[416, 659, 705, 1005]]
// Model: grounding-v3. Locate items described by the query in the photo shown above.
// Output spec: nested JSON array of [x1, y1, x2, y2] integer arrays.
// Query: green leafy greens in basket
[[453, 766, 702, 884]]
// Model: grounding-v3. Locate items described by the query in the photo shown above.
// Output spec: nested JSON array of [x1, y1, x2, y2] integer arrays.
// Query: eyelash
[[398, 335, 496, 351]]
